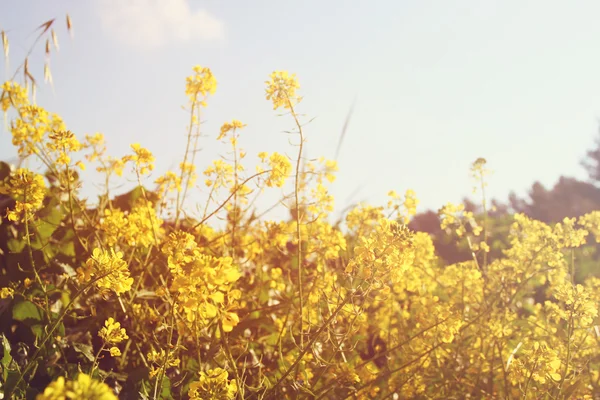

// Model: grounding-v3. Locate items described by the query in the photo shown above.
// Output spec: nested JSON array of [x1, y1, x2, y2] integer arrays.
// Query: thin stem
[[287, 99, 305, 351], [89, 343, 106, 377], [220, 322, 244, 399], [175, 98, 198, 227], [479, 169, 488, 271], [7, 270, 117, 396], [153, 297, 177, 400], [192, 171, 270, 230]]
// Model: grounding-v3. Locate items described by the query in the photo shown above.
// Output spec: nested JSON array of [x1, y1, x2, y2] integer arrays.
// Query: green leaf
[[3, 369, 22, 396], [58, 240, 75, 257], [7, 238, 26, 253], [159, 375, 174, 399], [72, 342, 94, 362], [140, 375, 173, 400], [31, 207, 63, 250], [12, 301, 44, 324], [1, 333, 13, 381]]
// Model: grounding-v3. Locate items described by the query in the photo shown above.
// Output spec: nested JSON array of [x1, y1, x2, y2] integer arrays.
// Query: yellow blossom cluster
[[77, 248, 133, 296], [146, 349, 181, 378], [0, 168, 46, 222], [185, 65, 217, 105], [265, 70, 300, 110], [6, 65, 600, 400], [99, 200, 163, 248], [98, 317, 129, 357], [188, 368, 238, 400], [161, 231, 241, 331], [345, 218, 414, 284], [256, 151, 292, 188], [123, 143, 155, 176], [218, 119, 246, 140], [11, 105, 67, 158], [98, 317, 129, 345], [1, 81, 28, 112], [35, 373, 117, 400]]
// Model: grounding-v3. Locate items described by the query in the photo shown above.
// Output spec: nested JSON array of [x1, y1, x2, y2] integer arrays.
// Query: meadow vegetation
[[2, 15, 600, 400]]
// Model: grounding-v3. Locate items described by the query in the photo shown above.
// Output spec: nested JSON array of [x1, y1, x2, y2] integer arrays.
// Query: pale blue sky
[[2, 0, 600, 221]]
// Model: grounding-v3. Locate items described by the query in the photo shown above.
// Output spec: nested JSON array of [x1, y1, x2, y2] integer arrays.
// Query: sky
[[2, 0, 600, 223]]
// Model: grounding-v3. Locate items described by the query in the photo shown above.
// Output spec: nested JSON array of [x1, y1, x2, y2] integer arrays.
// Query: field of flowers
[[2, 18, 600, 400]]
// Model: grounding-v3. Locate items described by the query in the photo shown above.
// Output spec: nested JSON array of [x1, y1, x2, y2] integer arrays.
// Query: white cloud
[[96, 0, 225, 49]]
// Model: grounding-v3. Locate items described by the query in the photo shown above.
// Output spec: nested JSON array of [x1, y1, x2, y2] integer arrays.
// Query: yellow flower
[[0, 168, 46, 222], [1, 81, 29, 112], [78, 248, 133, 296], [186, 65, 217, 105], [109, 347, 121, 357], [218, 119, 246, 140], [36, 373, 117, 400], [221, 311, 240, 333], [98, 317, 129, 345], [147, 349, 181, 378], [256, 152, 292, 188], [123, 143, 155, 175], [265, 70, 300, 110], [155, 171, 182, 194], [46, 130, 82, 166], [188, 368, 238, 400], [0, 287, 14, 299]]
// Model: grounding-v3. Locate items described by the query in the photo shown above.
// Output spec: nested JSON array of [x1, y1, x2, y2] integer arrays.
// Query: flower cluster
[[257, 151, 292, 188], [185, 65, 217, 105], [346, 218, 415, 284], [0, 168, 46, 222], [77, 248, 133, 296], [161, 231, 242, 331], [36, 373, 117, 400], [188, 368, 238, 400], [6, 65, 600, 400], [265, 70, 300, 110]]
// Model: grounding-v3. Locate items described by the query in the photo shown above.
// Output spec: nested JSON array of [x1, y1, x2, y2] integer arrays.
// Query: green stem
[[7, 270, 116, 396], [89, 343, 106, 377]]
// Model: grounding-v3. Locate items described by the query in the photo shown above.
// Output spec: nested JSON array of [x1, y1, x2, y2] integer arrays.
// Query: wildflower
[[179, 161, 197, 189], [78, 248, 133, 296], [186, 65, 217, 105], [155, 171, 183, 194], [0, 287, 14, 299], [188, 368, 238, 400], [36, 373, 117, 400], [98, 317, 129, 345], [46, 130, 82, 166], [509, 341, 563, 385], [0, 168, 46, 222], [403, 189, 419, 222], [147, 349, 181, 378], [256, 152, 292, 188], [345, 218, 414, 284], [218, 119, 246, 140], [161, 232, 241, 330], [84, 132, 106, 163], [109, 347, 121, 357], [579, 211, 600, 243], [204, 159, 234, 189], [99, 201, 162, 248], [469, 157, 492, 194], [123, 143, 155, 176], [1, 81, 29, 112], [11, 105, 66, 158], [265, 70, 300, 110], [96, 156, 125, 177]]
